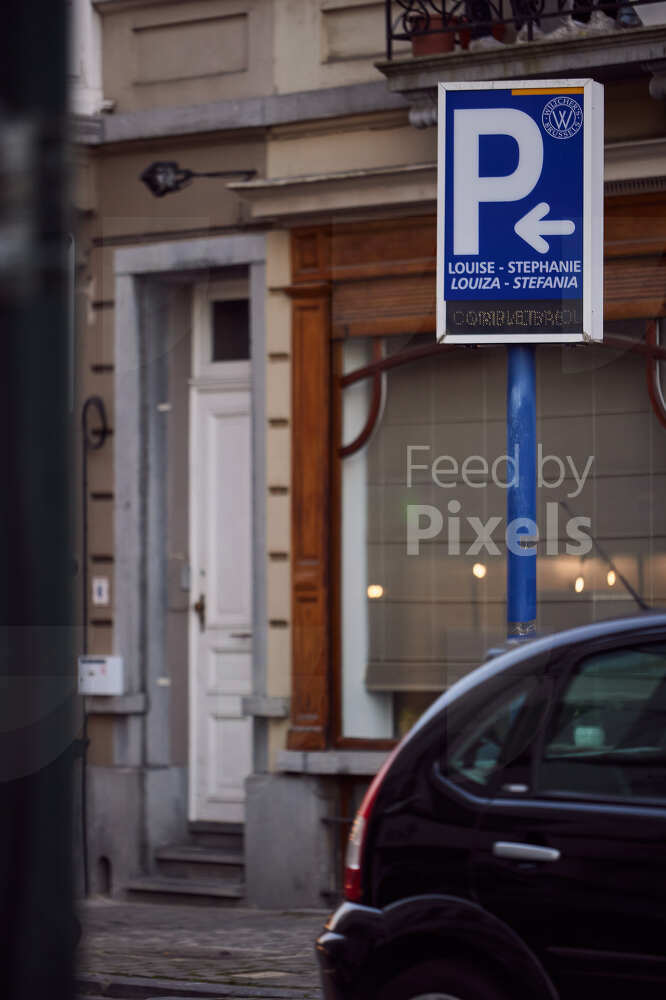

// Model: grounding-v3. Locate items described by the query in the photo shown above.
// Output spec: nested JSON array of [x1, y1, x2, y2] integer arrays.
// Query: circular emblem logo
[[542, 96, 583, 140]]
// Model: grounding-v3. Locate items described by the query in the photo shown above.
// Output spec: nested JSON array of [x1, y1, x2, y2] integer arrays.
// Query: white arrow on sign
[[514, 202, 575, 254]]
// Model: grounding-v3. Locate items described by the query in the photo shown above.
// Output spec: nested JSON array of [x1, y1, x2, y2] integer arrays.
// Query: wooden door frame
[[188, 278, 253, 821]]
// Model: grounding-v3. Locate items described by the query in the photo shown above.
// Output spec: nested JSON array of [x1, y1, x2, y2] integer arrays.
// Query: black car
[[316, 613, 666, 1000]]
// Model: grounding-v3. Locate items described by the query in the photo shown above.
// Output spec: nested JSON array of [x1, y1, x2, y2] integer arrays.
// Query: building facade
[[72, 0, 666, 906]]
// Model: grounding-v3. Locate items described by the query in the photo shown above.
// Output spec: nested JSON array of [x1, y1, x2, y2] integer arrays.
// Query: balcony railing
[[384, 0, 665, 59]]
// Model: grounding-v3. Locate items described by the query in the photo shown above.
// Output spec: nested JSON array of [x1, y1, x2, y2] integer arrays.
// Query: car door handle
[[493, 841, 561, 863]]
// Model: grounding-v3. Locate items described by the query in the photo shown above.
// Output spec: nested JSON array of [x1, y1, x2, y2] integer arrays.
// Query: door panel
[[206, 714, 253, 823], [206, 406, 252, 628], [474, 799, 666, 997], [208, 648, 252, 696], [474, 797, 666, 995]]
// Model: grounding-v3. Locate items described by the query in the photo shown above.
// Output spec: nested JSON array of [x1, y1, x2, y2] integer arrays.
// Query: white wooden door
[[189, 281, 253, 823]]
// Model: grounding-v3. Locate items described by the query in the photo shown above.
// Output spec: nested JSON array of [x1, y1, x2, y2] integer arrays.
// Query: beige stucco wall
[[94, 136, 265, 238], [100, 0, 274, 111], [264, 229, 292, 770], [98, 0, 412, 113], [80, 237, 116, 666], [266, 111, 436, 178], [78, 129, 267, 762], [273, 0, 405, 95]]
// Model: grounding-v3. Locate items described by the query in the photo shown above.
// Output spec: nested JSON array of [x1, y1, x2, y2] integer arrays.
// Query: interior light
[[472, 563, 487, 579], [367, 584, 384, 599], [607, 570, 616, 587], [574, 576, 585, 594]]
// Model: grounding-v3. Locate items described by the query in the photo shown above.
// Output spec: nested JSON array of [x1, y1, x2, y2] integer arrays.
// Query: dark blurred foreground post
[[0, 2, 76, 999]]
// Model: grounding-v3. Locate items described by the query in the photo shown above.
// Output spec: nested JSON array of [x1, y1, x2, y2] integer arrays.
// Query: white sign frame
[[437, 79, 604, 345]]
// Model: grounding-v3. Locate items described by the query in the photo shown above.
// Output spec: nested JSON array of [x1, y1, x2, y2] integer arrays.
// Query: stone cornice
[[71, 113, 104, 145], [605, 136, 666, 182], [229, 139, 666, 221], [228, 163, 437, 221], [73, 81, 408, 147]]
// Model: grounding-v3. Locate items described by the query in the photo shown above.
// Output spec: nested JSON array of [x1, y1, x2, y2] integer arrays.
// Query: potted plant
[[456, 16, 506, 50], [408, 12, 455, 55]]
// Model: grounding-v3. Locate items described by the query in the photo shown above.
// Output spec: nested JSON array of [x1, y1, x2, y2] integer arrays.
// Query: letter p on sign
[[453, 109, 543, 256]]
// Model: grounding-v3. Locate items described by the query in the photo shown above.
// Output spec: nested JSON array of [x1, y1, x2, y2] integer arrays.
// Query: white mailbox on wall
[[78, 655, 125, 696]]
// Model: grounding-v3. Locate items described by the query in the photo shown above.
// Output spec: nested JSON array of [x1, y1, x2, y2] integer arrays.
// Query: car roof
[[405, 611, 666, 744]]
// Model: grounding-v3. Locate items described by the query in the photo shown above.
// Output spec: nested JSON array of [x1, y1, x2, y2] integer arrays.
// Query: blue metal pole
[[507, 345, 537, 639]]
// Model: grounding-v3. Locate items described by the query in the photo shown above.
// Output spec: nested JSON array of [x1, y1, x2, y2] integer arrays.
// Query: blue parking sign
[[437, 81, 604, 344]]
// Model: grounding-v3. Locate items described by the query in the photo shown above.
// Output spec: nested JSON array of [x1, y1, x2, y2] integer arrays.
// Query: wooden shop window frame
[[287, 281, 332, 751], [288, 218, 438, 751], [287, 198, 666, 751]]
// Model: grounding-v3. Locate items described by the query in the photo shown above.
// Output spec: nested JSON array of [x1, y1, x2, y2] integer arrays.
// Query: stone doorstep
[[76, 972, 318, 999], [127, 823, 247, 905], [155, 846, 243, 865], [188, 822, 245, 853], [154, 845, 245, 882], [125, 876, 245, 906], [189, 822, 244, 837]]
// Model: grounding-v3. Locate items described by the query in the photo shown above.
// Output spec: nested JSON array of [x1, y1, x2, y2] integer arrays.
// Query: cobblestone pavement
[[77, 898, 330, 998]]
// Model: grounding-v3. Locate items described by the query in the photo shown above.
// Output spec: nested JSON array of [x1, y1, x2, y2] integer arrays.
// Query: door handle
[[230, 632, 252, 639], [193, 593, 205, 631], [493, 842, 560, 863]]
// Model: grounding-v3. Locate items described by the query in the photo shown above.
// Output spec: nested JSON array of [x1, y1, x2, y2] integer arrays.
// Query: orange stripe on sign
[[513, 88, 585, 95]]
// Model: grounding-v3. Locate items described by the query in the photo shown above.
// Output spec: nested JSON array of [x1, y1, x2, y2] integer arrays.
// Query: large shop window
[[337, 320, 666, 741]]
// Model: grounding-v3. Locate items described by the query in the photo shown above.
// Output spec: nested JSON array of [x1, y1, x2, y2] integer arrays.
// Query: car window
[[445, 679, 538, 791], [536, 643, 666, 803]]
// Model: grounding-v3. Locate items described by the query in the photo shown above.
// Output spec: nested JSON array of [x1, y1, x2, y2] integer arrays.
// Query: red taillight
[[343, 745, 402, 902]]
